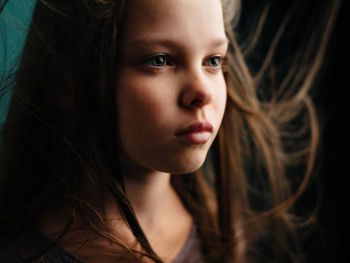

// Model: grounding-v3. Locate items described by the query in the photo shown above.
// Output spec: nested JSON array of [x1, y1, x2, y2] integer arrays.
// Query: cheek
[[115, 71, 183, 172], [116, 71, 174, 141], [120, 89, 159, 124], [214, 78, 227, 124]]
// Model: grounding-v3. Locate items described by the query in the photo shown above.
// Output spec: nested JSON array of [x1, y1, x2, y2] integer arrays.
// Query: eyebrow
[[125, 36, 229, 51]]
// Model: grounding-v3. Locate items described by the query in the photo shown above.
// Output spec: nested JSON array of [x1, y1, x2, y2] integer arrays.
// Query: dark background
[[314, 2, 341, 262], [237, 1, 341, 262]]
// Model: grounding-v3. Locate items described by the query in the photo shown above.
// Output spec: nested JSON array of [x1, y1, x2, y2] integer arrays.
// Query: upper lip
[[175, 121, 213, 135]]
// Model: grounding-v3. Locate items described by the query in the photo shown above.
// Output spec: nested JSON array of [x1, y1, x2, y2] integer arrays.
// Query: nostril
[[190, 98, 204, 107]]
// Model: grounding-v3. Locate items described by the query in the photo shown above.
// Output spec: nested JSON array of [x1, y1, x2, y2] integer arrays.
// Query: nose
[[179, 68, 214, 109]]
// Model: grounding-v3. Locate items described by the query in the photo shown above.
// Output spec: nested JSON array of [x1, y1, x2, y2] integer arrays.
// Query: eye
[[143, 55, 173, 67], [203, 56, 224, 68]]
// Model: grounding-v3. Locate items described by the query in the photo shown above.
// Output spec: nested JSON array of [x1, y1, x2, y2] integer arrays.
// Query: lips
[[175, 122, 213, 144]]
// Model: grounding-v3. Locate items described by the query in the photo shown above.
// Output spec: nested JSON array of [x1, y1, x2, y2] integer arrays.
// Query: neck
[[114, 157, 191, 233], [118, 155, 178, 228], [116, 161, 194, 261], [125, 171, 173, 222]]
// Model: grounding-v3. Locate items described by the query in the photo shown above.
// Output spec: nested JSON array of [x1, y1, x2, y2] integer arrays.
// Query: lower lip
[[176, 131, 211, 144]]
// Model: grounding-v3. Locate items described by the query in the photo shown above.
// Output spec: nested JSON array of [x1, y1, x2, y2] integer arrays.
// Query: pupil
[[155, 56, 165, 65], [211, 58, 219, 66]]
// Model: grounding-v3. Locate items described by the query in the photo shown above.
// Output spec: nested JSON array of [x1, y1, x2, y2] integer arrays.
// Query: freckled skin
[[116, 0, 227, 174]]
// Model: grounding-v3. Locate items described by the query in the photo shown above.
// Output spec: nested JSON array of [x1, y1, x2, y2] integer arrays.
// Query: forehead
[[120, 0, 227, 47]]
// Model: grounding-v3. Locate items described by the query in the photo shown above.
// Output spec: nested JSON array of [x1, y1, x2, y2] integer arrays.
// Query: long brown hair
[[0, 0, 341, 262]]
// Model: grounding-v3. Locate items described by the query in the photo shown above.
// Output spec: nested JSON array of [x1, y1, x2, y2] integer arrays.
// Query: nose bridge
[[180, 62, 214, 109]]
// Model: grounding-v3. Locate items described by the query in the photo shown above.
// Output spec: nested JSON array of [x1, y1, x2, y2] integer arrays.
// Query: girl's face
[[116, 0, 228, 174]]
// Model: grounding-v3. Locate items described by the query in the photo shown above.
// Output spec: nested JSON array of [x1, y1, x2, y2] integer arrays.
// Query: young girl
[[0, 0, 340, 262]]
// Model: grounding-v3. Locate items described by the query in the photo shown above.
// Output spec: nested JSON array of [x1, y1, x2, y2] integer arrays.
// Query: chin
[[163, 153, 207, 175]]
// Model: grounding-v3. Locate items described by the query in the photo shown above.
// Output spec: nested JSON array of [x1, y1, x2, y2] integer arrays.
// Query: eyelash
[[141, 54, 225, 69]]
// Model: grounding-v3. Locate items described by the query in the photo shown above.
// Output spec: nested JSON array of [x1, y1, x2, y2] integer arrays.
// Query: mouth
[[175, 122, 213, 144]]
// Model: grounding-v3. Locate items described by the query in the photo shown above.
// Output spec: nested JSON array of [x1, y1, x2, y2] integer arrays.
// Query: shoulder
[[1, 246, 84, 263], [38, 247, 85, 263], [1, 227, 85, 263]]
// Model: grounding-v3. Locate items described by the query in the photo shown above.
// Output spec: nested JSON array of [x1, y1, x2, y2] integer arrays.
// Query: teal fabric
[[0, 0, 36, 124]]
